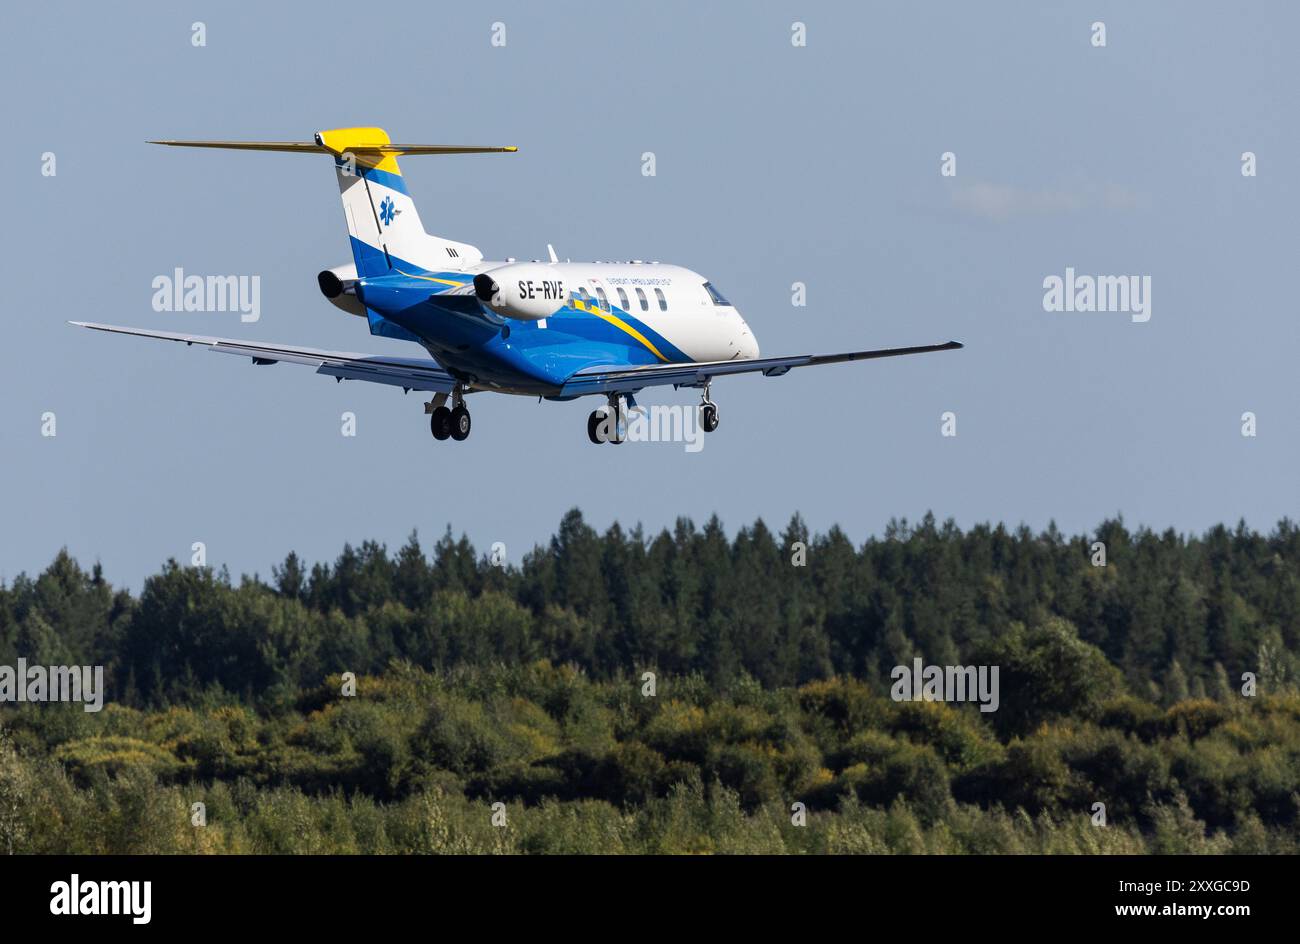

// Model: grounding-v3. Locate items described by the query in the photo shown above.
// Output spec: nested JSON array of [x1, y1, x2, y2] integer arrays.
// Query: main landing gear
[[428, 387, 472, 442], [587, 393, 625, 445]]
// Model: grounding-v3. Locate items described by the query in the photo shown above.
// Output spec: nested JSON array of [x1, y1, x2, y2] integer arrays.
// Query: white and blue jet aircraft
[[74, 127, 962, 444]]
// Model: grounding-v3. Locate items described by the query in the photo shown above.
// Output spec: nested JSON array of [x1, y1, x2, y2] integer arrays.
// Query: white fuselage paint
[[472, 260, 761, 363]]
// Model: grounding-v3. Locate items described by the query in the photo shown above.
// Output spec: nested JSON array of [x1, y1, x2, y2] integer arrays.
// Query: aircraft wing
[[69, 322, 458, 393], [559, 340, 963, 396]]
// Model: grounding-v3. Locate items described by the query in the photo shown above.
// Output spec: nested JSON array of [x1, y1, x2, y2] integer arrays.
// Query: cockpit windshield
[[703, 282, 730, 306]]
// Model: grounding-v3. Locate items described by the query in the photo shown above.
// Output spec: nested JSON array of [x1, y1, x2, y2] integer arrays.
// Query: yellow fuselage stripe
[[394, 269, 468, 288], [575, 300, 668, 361]]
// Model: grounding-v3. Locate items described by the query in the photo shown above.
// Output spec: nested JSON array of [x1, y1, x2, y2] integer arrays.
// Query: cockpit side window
[[616, 288, 629, 310], [654, 288, 668, 311], [635, 288, 648, 311], [703, 282, 730, 306], [595, 287, 609, 311]]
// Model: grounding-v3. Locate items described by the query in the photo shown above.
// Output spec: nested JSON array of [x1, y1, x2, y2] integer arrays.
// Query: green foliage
[[0, 661, 1297, 853], [2, 512, 1299, 853], [975, 617, 1124, 736]]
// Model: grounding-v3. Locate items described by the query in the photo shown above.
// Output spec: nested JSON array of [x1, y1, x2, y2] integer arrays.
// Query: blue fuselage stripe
[[354, 272, 694, 392]]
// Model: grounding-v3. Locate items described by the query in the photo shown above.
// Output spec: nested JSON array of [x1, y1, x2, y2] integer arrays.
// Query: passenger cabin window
[[616, 288, 629, 310], [595, 287, 609, 311], [635, 288, 648, 311], [703, 282, 730, 306], [654, 288, 668, 311]]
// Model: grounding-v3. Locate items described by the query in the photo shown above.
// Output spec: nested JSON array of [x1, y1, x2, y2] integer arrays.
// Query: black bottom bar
[[3, 854, 1284, 931]]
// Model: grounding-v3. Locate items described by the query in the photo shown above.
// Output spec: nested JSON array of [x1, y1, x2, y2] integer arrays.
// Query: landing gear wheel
[[601, 396, 627, 444], [430, 406, 452, 441], [450, 406, 472, 441], [587, 410, 606, 444], [701, 403, 719, 433]]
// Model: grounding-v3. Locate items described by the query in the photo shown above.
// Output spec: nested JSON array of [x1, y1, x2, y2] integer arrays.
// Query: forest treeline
[[2, 510, 1299, 853]]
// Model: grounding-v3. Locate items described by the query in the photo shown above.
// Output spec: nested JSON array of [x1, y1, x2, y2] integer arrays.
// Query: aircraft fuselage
[[356, 262, 760, 395]]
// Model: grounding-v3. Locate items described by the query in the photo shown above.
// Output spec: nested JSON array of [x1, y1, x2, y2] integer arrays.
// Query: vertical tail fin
[[149, 130, 517, 277], [319, 127, 431, 276]]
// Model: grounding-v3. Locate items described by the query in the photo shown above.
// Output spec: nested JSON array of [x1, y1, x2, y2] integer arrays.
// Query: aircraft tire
[[450, 406, 472, 441], [430, 407, 453, 441], [701, 404, 719, 433], [587, 410, 607, 444]]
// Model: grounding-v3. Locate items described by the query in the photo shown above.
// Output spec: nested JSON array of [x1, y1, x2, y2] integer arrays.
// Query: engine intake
[[317, 263, 364, 317], [318, 269, 350, 299], [473, 263, 566, 321], [473, 273, 499, 304]]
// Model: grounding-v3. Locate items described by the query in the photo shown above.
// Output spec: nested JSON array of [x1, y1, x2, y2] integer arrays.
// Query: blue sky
[[2, 1, 1296, 587]]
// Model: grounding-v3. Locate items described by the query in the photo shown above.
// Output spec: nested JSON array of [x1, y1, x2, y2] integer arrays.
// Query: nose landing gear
[[699, 381, 720, 433]]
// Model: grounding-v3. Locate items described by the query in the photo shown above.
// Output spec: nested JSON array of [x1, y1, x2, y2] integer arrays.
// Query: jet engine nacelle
[[473, 263, 567, 321], [317, 263, 365, 317]]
